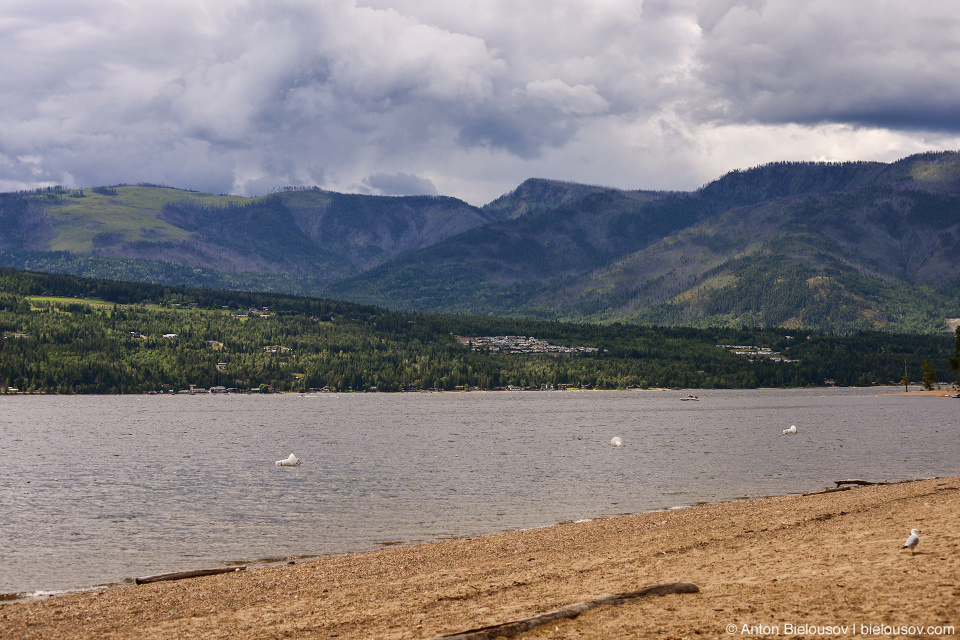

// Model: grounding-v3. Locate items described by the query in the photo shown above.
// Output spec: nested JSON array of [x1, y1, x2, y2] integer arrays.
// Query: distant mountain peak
[[482, 177, 616, 219]]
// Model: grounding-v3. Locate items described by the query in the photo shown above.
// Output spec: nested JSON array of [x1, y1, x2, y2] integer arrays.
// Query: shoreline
[[1, 473, 940, 606], [3, 384, 956, 396], [2, 476, 957, 639], [0, 382, 960, 397]]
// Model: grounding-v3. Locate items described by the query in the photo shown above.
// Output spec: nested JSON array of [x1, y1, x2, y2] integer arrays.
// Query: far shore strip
[[1, 476, 957, 640]]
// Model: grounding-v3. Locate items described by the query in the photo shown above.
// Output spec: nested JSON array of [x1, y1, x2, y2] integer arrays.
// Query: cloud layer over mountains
[[2, 0, 959, 204]]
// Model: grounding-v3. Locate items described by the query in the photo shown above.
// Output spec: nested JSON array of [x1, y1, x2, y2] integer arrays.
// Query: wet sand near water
[[1, 476, 958, 639]]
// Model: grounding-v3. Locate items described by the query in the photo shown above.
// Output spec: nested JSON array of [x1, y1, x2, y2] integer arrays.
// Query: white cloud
[[518, 80, 609, 116], [361, 172, 438, 196], [0, 0, 957, 205]]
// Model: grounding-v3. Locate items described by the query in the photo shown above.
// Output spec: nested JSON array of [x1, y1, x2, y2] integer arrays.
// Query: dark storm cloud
[[693, 0, 960, 132]]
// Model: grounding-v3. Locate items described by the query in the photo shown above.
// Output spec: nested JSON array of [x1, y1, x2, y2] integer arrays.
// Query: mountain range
[[2, 151, 959, 333]]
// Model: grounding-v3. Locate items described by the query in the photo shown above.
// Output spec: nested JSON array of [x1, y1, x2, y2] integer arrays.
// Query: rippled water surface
[[1, 388, 958, 596]]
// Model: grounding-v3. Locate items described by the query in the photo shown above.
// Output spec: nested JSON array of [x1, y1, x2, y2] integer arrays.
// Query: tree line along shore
[[1, 267, 957, 394]]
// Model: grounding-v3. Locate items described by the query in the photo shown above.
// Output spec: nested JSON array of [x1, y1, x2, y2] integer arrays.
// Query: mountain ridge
[[327, 151, 960, 331], [2, 151, 959, 332]]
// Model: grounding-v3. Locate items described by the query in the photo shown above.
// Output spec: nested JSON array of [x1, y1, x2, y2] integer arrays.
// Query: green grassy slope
[[45, 186, 250, 252], [0, 185, 493, 284]]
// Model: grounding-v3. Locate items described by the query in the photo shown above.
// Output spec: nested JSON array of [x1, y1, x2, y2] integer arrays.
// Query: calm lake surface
[[1, 388, 958, 598]]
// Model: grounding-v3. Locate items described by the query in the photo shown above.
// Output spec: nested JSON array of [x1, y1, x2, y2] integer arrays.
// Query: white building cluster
[[458, 335, 598, 355], [716, 344, 797, 363]]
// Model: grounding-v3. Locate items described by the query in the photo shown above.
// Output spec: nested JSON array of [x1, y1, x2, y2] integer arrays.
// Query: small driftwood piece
[[425, 582, 699, 640], [834, 480, 880, 487], [135, 566, 245, 585]]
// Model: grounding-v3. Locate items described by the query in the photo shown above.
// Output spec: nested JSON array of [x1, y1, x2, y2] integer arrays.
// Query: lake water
[[1, 388, 958, 598]]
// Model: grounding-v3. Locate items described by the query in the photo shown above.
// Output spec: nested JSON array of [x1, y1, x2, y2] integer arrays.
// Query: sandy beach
[[881, 389, 958, 397], [2, 476, 958, 639]]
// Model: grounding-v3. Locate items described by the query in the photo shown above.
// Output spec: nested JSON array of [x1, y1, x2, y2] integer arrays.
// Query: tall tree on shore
[[950, 326, 960, 386], [921, 359, 938, 391]]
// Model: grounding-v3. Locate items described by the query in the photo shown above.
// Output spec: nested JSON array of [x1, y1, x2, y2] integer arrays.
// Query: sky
[[1, 0, 959, 206]]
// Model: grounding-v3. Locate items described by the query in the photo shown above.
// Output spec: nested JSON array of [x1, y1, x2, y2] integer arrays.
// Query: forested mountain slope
[[1, 152, 959, 332], [0, 268, 953, 393], [0, 185, 494, 285], [331, 152, 960, 332]]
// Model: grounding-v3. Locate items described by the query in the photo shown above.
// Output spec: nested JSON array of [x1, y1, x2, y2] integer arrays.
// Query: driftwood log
[[135, 566, 245, 585], [424, 582, 699, 640], [834, 479, 880, 487]]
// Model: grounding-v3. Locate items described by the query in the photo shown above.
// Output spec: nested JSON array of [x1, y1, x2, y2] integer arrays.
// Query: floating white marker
[[782, 425, 797, 435], [610, 437, 623, 447], [275, 453, 301, 466]]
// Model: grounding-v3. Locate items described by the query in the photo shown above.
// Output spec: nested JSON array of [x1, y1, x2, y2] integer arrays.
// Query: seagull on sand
[[782, 425, 797, 435], [902, 529, 921, 554]]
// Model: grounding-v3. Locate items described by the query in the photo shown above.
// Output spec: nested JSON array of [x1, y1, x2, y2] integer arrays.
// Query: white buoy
[[782, 425, 797, 435], [275, 453, 301, 466], [610, 437, 623, 447]]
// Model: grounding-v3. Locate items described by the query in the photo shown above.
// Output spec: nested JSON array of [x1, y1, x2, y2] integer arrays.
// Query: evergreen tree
[[950, 326, 960, 387], [921, 359, 938, 391]]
